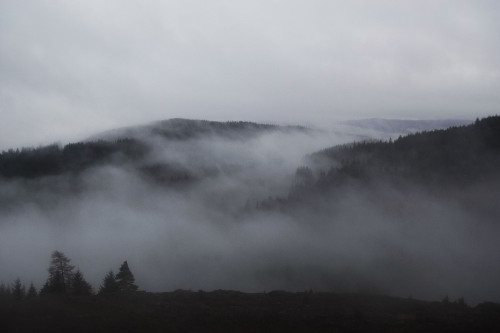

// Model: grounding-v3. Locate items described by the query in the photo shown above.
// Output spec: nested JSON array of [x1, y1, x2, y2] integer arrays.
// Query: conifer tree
[[71, 270, 93, 296], [26, 282, 38, 299], [42, 251, 75, 295], [115, 261, 138, 292], [12, 278, 25, 301], [99, 270, 119, 295]]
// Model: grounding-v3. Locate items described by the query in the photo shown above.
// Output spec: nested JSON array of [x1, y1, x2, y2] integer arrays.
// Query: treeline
[[314, 116, 499, 184], [0, 251, 138, 303], [0, 139, 147, 179], [258, 115, 500, 210], [309, 115, 500, 185], [0, 139, 199, 186], [0, 119, 307, 182], [150, 118, 308, 141], [152, 119, 280, 140]]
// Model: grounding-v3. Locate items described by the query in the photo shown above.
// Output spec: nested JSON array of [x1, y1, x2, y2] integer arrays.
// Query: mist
[[0, 128, 351, 287], [1, 122, 499, 306]]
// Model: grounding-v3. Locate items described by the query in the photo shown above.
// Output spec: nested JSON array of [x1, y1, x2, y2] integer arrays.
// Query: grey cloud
[[2, 1, 499, 149]]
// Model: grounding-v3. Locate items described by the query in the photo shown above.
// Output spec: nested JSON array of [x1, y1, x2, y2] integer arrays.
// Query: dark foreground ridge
[[2, 290, 500, 332]]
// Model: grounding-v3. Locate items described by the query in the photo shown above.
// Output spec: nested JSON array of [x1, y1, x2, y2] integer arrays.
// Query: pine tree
[[115, 261, 138, 292], [99, 270, 119, 295], [43, 251, 75, 295], [12, 278, 25, 301], [71, 270, 93, 296], [26, 282, 38, 299]]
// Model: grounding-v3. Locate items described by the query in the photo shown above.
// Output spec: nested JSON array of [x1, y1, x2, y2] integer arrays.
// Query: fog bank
[[1, 125, 499, 305]]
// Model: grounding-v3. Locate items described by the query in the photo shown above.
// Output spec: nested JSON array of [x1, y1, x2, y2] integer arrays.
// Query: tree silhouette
[[99, 270, 119, 295], [42, 251, 75, 295], [12, 278, 25, 301], [71, 270, 93, 296], [116, 261, 138, 292], [26, 282, 38, 299]]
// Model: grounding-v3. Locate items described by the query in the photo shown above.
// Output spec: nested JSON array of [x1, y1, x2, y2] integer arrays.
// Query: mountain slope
[[341, 118, 473, 135], [1, 116, 500, 305], [258, 116, 500, 227], [90, 118, 308, 141], [306, 116, 500, 191], [0, 119, 309, 181]]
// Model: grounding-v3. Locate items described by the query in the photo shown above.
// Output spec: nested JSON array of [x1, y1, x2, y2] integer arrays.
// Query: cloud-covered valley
[[1, 118, 499, 306]]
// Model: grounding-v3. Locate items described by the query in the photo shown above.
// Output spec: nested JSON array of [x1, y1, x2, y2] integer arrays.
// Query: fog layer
[[1, 123, 499, 305]]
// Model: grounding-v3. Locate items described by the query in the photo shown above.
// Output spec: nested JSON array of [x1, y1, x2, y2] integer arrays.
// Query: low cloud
[[1, 126, 500, 306]]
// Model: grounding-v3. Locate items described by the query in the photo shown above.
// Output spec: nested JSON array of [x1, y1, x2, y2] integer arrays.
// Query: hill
[[91, 118, 308, 141], [341, 118, 472, 135], [1, 116, 500, 311], [0, 119, 309, 181], [258, 116, 500, 210]]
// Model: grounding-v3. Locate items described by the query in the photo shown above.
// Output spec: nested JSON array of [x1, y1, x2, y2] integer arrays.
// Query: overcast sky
[[1, 0, 499, 150]]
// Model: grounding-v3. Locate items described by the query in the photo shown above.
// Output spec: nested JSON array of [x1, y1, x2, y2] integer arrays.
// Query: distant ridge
[[341, 118, 473, 134], [90, 118, 310, 142], [0, 118, 310, 180]]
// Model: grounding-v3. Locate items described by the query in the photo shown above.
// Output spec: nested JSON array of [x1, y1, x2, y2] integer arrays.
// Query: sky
[[1, 0, 499, 150]]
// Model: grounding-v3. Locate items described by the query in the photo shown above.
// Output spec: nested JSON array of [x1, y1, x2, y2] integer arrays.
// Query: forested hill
[[279, 116, 500, 205], [0, 119, 307, 180], [341, 118, 472, 134], [91, 118, 308, 141]]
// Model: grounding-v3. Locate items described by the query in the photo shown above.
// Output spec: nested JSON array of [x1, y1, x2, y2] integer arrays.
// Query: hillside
[[312, 116, 500, 185], [1, 116, 500, 314], [91, 118, 308, 141], [258, 116, 500, 210], [341, 118, 472, 135], [0, 119, 309, 182]]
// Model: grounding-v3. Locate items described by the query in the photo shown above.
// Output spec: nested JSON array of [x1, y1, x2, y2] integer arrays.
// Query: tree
[[12, 278, 25, 301], [71, 270, 93, 296], [115, 261, 138, 292], [99, 270, 119, 295], [42, 251, 75, 295], [26, 282, 38, 299]]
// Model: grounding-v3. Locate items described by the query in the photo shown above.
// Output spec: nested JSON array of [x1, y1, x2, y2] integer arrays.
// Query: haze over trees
[[71, 270, 93, 296], [41, 251, 75, 295], [99, 271, 119, 296], [0, 117, 500, 306], [2, 249, 500, 332], [116, 261, 138, 292], [3, 251, 137, 299], [261, 116, 500, 210], [99, 262, 138, 295]]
